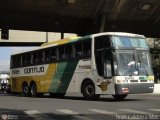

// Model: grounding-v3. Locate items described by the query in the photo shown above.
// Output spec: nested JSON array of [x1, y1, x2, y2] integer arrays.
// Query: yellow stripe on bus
[[41, 36, 81, 46]]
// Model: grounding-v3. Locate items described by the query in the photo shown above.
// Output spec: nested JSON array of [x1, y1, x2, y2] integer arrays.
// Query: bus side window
[[12, 55, 17, 68], [65, 44, 73, 59], [75, 42, 83, 58], [25, 53, 31, 66], [22, 54, 25, 66], [10, 56, 14, 68], [32, 52, 37, 64], [19, 55, 23, 67], [58, 46, 65, 60], [95, 36, 110, 50], [37, 50, 43, 63], [16, 55, 21, 67], [50, 48, 57, 61], [44, 49, 50, 62], [83, 40, 91, 57], [12, 56, 17, 68], [24, 54, 27, 65]]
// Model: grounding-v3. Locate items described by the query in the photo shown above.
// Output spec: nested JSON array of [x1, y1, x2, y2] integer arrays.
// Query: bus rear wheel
[[82, 81, 100, 99], [30, 83, 37, 97], [112, 94, 128, 100], [22, 83, 30, 97]]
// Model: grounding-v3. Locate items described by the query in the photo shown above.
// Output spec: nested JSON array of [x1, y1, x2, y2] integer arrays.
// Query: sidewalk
[[154, 84, 160, 94]]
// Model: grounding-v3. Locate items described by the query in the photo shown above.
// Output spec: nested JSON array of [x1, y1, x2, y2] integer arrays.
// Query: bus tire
[[49, 93, 65, 98], [22, 83, 30, 97], [30, 83, 37, 97], [82, 81, 99, 99], [112, 94, 128, 100]]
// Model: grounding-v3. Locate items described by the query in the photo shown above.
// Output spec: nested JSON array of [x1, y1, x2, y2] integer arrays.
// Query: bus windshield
[[112, 36, 148, 48], [137, 51, 153, 75], [115, 50, 153, 76]]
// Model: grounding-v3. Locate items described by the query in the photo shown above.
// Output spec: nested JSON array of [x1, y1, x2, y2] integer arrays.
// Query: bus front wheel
[[112, 94, 128, 100], [82, 81, 100, 99]]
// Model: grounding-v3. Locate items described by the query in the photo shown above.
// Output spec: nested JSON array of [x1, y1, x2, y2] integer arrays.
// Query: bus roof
[[91, 32, 145, 38]]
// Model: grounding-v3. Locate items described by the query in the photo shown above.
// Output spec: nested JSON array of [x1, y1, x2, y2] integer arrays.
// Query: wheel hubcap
[[31, 86, 36, 95], [86, 85, 94, 95], [24, 86, 28, 93]]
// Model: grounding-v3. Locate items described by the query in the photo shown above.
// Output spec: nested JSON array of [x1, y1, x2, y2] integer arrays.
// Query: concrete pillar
[[61, 32, 64, 39], [46, 32, 48, 43], [100, 14, 106, 32]]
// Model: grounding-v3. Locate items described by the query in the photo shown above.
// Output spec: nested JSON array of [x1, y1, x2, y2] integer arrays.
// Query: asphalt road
[[0, 93, 160, 120]]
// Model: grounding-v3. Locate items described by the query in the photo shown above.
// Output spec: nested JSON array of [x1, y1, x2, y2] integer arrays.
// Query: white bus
[[10, 32, 154, 100]]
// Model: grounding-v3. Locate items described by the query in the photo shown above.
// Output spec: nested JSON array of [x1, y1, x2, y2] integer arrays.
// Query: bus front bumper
[[115, 83, 154, 95]]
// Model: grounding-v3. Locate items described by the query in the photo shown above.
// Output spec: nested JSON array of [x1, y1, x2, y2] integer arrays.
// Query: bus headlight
[[116, 80, 121, 83], [148, 76, 154, 81], [116, 80, 128, 83]]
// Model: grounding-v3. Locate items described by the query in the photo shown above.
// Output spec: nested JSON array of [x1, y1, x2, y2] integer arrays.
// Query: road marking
[[88, 109, 116, 114], [148, 97, 160, 100], [57, 109, 95, 120], [24, 110, 41, 115], [24, 110, 54, 120], [118, 109, 150, 114], [149, 109, 160, 112], [57, 109, 79, 114]]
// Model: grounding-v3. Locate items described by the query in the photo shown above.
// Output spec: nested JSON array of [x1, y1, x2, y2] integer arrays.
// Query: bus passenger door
[[95, 50, 112, 79], [103, 50, 112, 79]]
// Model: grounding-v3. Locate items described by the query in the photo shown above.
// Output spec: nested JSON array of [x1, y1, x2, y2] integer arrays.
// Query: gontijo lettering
[[24, 66, 44, 74], [12, 70, 20, 75]]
